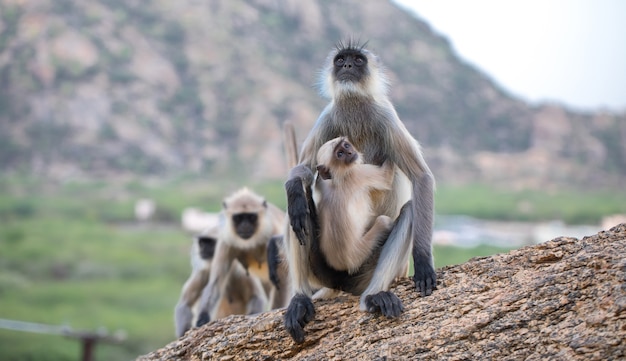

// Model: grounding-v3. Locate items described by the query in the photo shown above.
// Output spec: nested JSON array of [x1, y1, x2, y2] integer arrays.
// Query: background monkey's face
[[232, 213, 258, 239], [222, 188, 268, 243], [197, 236, 217, 260], [333, 48, 369, 83]]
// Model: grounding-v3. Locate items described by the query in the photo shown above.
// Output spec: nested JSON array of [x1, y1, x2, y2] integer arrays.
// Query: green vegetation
[[0, 176, 623, 360], [435, 183, 626, 225], [433, 244, 512, 269]]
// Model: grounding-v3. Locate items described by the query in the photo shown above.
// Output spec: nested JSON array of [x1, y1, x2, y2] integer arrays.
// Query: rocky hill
[[138, 223, 626, 360], [1, 0, 624, 188]]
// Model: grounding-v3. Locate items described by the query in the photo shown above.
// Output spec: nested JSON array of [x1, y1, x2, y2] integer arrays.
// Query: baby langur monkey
[[313, 136, 395, 279], [174, 226, 268, 338]]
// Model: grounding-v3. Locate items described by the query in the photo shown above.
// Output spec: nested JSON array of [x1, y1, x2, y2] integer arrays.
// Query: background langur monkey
[[283, 40, 436, 343], [174, 226, 268, 337], [174, 229, 217, 337], [195, 188, 289, 327], [313, 136, 394, 275]]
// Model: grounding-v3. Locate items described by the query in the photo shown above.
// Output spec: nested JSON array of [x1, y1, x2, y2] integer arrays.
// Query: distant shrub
[[2, 226, 25, 246]]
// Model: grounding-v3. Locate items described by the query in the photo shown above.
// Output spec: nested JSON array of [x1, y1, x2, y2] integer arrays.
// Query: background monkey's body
[[195, 188, 289, 328], [174, 227, 268, 337]]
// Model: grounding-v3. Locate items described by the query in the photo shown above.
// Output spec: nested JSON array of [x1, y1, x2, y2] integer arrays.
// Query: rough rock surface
[[138, 224, 626, 360]]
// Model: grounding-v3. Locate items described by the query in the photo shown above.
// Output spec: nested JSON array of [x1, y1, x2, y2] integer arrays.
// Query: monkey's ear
[[262, 200, 268, 208], [316, 165, 332, 180], [222, 201, 227, 209]]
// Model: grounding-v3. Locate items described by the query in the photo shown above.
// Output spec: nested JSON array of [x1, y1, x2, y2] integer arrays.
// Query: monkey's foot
[[364, 291, 404, 318], [284, 294, 315, 343], [196, 311, 210, 327], [413, 262, 437, 297]]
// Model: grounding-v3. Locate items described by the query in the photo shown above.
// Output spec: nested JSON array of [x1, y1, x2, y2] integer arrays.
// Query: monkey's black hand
[[285, 177, 309, 245], [364, 291, 404, 318], [284, 294, 315, 344], [413, 262, 437, 297], [196, 311, 210, 327]]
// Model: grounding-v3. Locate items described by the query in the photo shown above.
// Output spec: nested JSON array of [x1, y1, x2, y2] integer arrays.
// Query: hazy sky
[[393, 0, 626, 112]]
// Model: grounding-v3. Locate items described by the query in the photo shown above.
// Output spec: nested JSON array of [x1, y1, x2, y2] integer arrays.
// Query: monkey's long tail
[[283, 121, 298, 169]]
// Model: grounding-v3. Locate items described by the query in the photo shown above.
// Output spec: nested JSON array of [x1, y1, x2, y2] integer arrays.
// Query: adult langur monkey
[[195, 188, 289, 327], [283, 40, 436, 343], [174, 225, 268, 337]]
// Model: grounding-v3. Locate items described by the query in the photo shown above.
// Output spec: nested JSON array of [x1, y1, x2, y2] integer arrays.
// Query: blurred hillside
[[1, 0, 624, 189]]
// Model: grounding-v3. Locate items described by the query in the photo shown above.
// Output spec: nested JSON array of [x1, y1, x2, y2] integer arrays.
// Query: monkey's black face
[[197, 236, 217, 260], [232, 213, 258, 240], [333, 49, 368, 83], [334, 139, 358, 165]]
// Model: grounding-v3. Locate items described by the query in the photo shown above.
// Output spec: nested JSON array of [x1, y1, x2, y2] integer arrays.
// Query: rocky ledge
[[139, 223, 626, 360]]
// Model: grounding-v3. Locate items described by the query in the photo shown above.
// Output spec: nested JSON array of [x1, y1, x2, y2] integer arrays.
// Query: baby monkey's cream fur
[[313, 136, 394, 274]]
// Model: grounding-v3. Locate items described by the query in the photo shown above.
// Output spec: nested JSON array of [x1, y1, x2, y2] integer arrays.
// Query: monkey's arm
[[267, 231, 292, 309], [174, 268, 209, 337], [284, 151, 318, 343], [285, 164, 315, 245], [392, 128, 436, 297], [360, 161, 395, 191], [410, 170, 436, 296], [267, 235, 283, 289], [179, 268, 210, 307], [195, 244, 232, 326], [284, 113, 334, 343], [285, 118, 322, 244]]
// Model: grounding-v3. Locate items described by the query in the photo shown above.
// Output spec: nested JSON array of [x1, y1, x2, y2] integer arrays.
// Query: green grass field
[[0, 176, 624, 360]]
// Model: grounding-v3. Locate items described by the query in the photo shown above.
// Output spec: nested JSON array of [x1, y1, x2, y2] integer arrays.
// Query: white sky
[[393, 0, 626, 112]]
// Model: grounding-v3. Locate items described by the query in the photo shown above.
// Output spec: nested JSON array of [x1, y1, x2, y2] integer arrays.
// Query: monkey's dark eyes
[[334, 56, 345, 66], [355, 57, 364, 65], [337, 150, 344, 157]]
